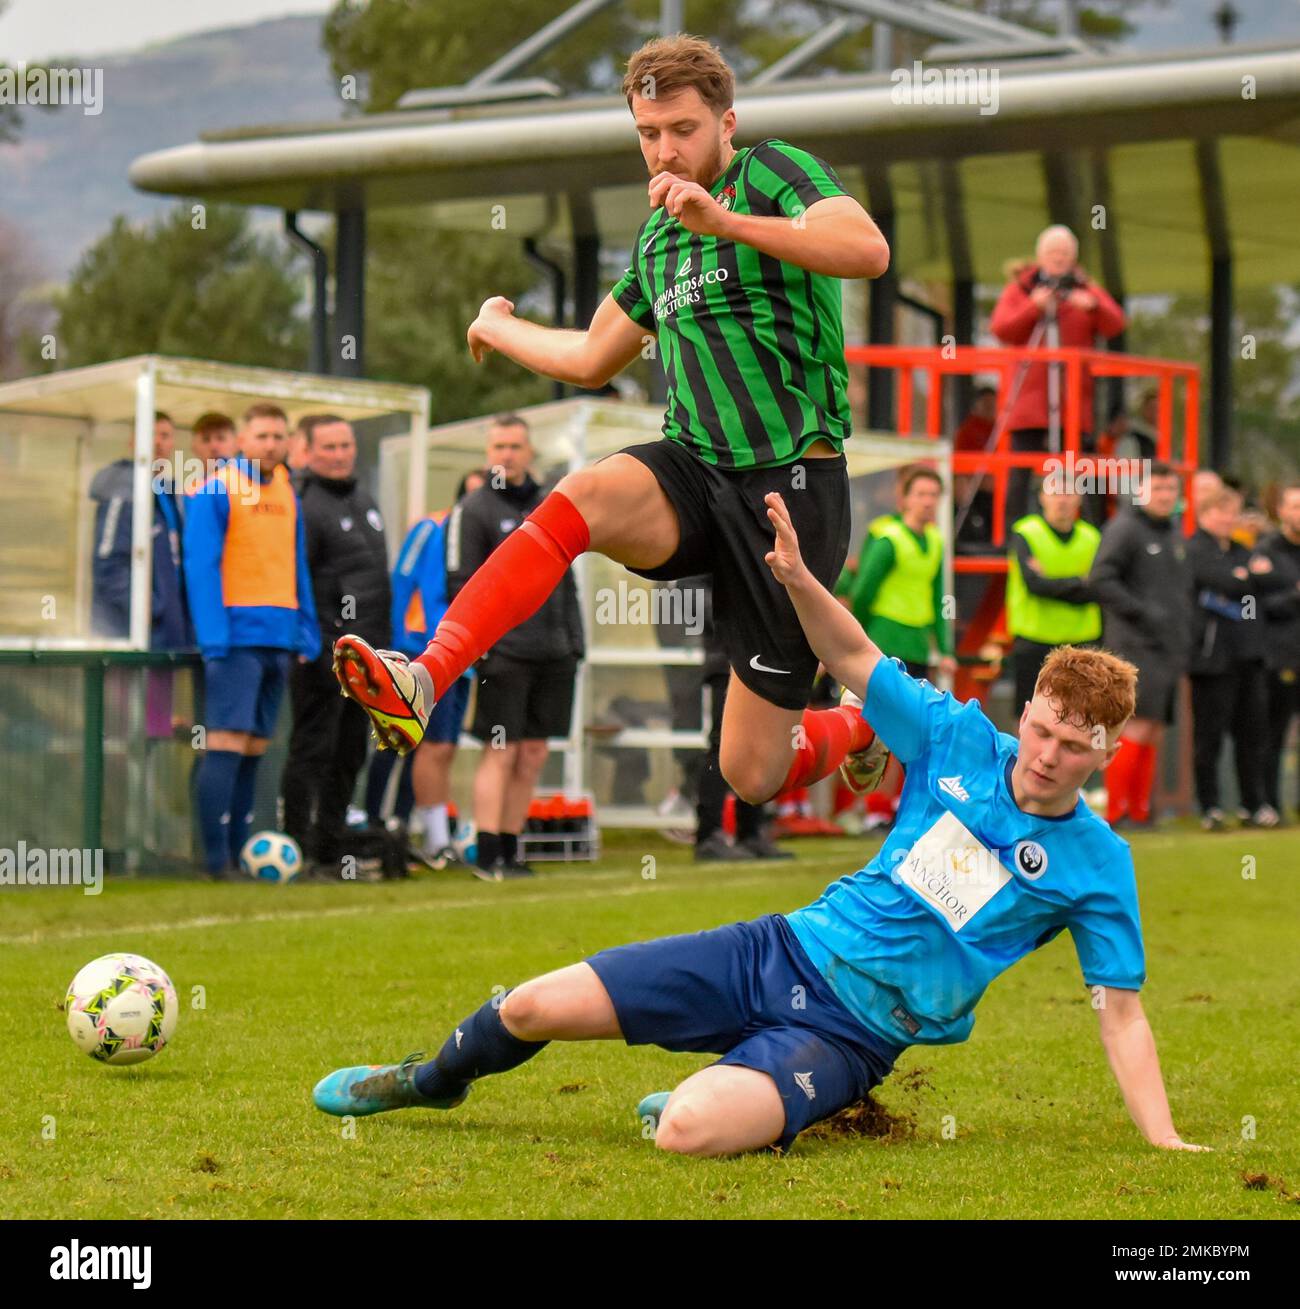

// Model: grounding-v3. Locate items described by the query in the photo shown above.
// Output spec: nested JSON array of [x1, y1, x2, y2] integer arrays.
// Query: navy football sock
[[501, 832, 519, 864], [475, 831, 500, 869], [197, 750, 241, 873], [228, 754, 259, 865], [413, 993, 549, 1100]]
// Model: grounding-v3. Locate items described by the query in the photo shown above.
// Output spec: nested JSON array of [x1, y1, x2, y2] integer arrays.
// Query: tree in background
[[0, 217, 44, 379], [1127, 286, 1300, 486], [37, 205, 307, 372]]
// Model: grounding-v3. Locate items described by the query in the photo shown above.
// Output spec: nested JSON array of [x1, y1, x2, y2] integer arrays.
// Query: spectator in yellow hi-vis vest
[[841, 465, 956, 681], [1006, 484, 1102, 713]]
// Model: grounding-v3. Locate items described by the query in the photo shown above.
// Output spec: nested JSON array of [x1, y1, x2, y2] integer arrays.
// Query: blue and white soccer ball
[[239, 831, 303, 883], [451, 818, 477, 866]]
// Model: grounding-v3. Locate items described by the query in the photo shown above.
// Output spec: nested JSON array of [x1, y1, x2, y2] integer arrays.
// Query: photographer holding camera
[[990, 226, 1127, 530]]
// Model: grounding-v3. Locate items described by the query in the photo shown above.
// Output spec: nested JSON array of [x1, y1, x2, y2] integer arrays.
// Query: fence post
[[82, 658, 104, 851]]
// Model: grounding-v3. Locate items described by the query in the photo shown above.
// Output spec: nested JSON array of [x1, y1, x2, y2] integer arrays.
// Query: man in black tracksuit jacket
[[1250, 485, 1300, 819], [1184, 485, 1289, 827], [449, 415, 584, 877], [1086, 464, 1192, 825], [281, 416, 393, 864]]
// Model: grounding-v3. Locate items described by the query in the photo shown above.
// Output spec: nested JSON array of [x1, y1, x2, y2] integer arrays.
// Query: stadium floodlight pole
[[127, 360, 157, 652], [660, 0, 683, 36]]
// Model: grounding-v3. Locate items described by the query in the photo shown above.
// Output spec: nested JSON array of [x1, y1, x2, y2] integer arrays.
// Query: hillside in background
[[0, 14, 336, 279]]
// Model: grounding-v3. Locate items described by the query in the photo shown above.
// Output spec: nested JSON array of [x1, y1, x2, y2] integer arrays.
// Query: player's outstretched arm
[[1095, 987, 1210, 1152], [764, 491, 882, 700], [466, 292, 647, 389]]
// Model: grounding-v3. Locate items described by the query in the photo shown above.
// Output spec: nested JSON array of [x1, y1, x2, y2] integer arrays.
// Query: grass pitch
[[1, 828, 1296, 1220]]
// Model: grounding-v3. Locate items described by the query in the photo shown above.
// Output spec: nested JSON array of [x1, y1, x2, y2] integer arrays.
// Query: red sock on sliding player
[[779, 705, 876, 792], [416, 491, 590, 700], [1106, 736, 1141, 823]]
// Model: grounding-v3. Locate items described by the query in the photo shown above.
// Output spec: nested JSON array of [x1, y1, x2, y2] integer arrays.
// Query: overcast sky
[[0, 0, 329, 63], [1, 0, 1298, 63]]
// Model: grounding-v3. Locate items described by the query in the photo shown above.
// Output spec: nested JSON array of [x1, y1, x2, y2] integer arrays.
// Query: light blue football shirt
[[786, 656, 1145, 1049]]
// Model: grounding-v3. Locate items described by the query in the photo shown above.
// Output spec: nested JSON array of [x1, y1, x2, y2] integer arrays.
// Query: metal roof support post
[[285, 211, 330, 375], [469, 0, 621, 88], [1196, 138, 1233, 473], [751, 19, 861, 85], [569, 189, 601, 331], [940, 161, 974, 425], [1042, 150, 1083, 237], [1089, 148, 1128, 423], [128, 361, 157, 651], [335, 205, 366, 378], [865, 165, 897, 431], [523, 237, 568, 401]]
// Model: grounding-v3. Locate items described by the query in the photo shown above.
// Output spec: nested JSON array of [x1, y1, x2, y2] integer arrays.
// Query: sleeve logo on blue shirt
[[1014, 841, 1049, 880]]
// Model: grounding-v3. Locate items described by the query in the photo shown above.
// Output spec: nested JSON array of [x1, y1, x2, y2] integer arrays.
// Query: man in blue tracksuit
[[369, 468, 484, 865], [183, 403, 319, 878], [89, 411, 188, 649]]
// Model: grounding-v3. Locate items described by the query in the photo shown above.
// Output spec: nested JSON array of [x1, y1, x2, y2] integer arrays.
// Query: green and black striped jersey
[[611, 138, 853, 471]]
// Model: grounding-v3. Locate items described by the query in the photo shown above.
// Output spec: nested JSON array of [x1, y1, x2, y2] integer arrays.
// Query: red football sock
[[1130, 742, 1159, 823], [1106, 737, 1140, 822], [779, 706, 876, 792], [416, 492, 590, 699]]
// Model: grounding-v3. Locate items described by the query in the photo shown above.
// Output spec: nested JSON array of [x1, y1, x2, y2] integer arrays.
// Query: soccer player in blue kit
[[313, 491, 1207, 1157]]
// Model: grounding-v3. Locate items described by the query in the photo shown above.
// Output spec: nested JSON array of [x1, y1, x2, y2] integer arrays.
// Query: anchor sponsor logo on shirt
[[894, 810, 1011, 932]]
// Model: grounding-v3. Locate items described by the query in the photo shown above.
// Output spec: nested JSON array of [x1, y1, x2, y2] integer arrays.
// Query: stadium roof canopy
[[129, 40, 1300, 294]]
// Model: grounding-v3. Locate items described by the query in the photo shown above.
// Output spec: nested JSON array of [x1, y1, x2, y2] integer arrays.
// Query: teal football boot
[[313, 1051, 468, 1117], [635, 1090, 672, 1135]]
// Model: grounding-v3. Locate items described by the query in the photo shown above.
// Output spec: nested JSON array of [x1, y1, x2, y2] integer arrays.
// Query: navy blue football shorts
[[426, 673, 471, 744], [204, 647, 289, 737], [585, 913, 906, 1150]]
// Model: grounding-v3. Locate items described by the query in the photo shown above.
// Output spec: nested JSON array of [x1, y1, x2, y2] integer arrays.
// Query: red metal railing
[[844, 344, 1201, 573]]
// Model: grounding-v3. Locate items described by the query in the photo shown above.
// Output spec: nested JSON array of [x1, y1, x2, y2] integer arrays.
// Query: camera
[[1033, 267, 1082, 294]]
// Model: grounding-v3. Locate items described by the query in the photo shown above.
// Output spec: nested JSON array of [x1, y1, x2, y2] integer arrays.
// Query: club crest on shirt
[[718, 183, 737, 211], [1014, 840, 1048, 880]]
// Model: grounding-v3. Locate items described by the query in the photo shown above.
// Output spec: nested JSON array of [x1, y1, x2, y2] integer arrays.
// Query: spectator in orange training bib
[[184, 403, 319, 879]]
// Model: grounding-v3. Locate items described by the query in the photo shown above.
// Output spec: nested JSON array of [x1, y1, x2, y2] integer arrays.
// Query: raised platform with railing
[[847, 343, 1201, 568]]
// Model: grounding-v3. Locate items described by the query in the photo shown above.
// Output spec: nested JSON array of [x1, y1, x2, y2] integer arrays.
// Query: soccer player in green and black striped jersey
[[332, 33, 894, 852]]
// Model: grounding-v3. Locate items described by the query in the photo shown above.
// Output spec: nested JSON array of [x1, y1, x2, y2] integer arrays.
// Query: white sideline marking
[[0, 872, 789, 947]]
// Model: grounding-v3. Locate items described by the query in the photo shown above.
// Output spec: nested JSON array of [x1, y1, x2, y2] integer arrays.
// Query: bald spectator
[[990, 225, 1126, 530]]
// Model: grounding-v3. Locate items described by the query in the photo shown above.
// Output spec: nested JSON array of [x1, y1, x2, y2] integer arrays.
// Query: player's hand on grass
[[1153, 1133, 1212, 1153], [648, 171, 732, 238], [467, 296, 515, 363], [764, 492, 810, 588]]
